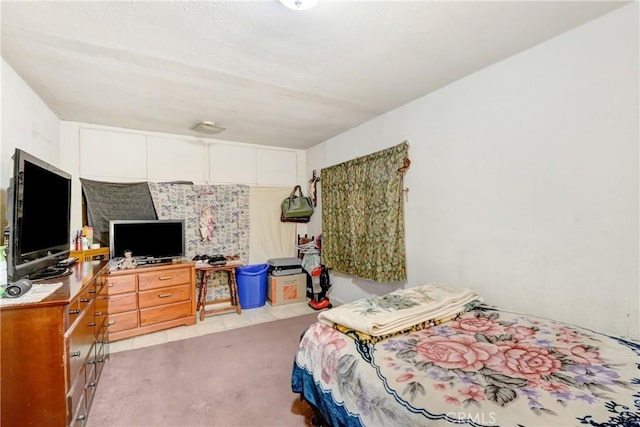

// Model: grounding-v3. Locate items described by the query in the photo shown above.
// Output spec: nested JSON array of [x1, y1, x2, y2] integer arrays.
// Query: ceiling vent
[[191, 121, 226, 135]]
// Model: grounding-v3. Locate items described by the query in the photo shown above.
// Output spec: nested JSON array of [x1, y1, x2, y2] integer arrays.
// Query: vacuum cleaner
[[307, 264, 332, 310]]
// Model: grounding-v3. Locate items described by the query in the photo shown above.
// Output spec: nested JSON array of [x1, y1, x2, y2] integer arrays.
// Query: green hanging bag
[[281, 185, 314, 218]]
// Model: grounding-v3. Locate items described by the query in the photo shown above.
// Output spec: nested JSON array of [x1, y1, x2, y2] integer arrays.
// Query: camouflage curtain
[[321, 142, 408, 283]]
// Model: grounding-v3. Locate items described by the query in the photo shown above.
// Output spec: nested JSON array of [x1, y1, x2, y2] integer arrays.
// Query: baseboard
[[328, 296, 344, 306]]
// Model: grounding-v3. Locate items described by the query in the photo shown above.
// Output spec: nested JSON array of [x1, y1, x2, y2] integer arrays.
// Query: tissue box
[[267, 273, 307, 305]]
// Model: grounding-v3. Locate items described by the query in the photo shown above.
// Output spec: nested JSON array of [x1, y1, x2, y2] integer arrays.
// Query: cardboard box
[[267, 273, 307, 305]]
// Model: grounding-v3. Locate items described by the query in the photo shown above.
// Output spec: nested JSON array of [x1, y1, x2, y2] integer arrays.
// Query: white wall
[[307, 4, 639, 340], [1, 59, 61, 188], [1, 59, 61, 232]]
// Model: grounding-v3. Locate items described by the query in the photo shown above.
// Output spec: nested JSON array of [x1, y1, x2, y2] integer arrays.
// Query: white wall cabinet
[[209, 143, 257, 184], [147, 136, 208, 182], [74, 125, 302, 187], [80, 129, 147, 179], [256, 149, 297, 186]]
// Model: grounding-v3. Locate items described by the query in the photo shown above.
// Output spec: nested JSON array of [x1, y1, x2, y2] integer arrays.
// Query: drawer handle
[[158, 276, 173, 280], [88, 322, 97, 327], [69, 309, 80, 315], [95, 311, 103, 316], [108, 283, 114, 287], [77, 414, 87, 421], [87, 359, 96, 365], [87, 382, 97, 388], [80, 298, 91, 303], [108, 320, 116, 326], [70, 351, 81, 358], [88, 289, 97, 294], [158, 293, 173, 298]]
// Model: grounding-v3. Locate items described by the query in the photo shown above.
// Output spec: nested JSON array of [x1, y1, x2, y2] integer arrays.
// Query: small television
[[6, 149, 72, 281], [109, 219, 185, 261]]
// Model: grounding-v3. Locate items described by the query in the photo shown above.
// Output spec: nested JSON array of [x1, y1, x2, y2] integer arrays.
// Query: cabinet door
[[209, 143, 257, 184], [79, 128, 147, 179], [256, 149, 297, 186], [147, 136, 208, 182]]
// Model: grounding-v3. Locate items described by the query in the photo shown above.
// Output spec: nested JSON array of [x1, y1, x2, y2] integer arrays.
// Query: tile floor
[[109, 301, 318, 353]]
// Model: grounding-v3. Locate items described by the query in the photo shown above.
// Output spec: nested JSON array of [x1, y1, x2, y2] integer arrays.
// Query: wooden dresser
[[107, 261, 196, 341], [0, 261, 109, 427]]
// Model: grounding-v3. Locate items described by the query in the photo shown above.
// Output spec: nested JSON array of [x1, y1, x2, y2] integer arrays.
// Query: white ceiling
[[1, 1, 626, 149]]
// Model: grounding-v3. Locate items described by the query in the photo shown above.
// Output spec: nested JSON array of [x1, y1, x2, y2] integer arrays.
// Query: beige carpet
[[87, 313, 319, 427]]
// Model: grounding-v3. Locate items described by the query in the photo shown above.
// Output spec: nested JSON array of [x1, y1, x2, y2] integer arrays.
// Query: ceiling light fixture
[[191, 121, 226, 135], [278, 0, 319, 11]]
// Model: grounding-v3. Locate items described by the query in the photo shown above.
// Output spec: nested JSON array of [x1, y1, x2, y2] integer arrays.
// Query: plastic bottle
[[0, 245, 8, 297], [75, 230, 83, 251]]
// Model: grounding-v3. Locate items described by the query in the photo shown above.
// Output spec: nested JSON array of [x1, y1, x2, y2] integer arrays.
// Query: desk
[[196, 262, 243, 320]]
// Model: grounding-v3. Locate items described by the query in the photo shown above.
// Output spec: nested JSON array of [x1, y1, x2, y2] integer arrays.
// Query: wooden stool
[[196, 263, 243, 320]]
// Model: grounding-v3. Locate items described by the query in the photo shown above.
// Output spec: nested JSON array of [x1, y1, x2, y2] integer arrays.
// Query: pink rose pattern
[[415, 335, 502, 371], [380, 308, 637, 417], [491, 342, 562, 380], [300, 322, 348, 384], [449, 316, 505, 336]]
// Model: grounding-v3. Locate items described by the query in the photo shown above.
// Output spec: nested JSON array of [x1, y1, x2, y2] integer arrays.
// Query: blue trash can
[[236, 263, 269, 309]]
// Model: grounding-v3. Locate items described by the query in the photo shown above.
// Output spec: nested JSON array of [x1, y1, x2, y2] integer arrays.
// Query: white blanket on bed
[[318, 283, 481, 336]]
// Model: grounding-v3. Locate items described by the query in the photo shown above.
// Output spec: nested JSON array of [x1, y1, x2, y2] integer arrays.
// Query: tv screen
[[7, 149, 72, 281], [109, 220, 185, 260]]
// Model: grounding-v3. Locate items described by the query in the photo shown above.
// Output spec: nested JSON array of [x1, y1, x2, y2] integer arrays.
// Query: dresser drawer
[[67, 297, 82, 325], [138, 267, 191, 291], [67, 366, 87, 427], [85, 361, 99, 410], [95, 341, 108, 379], [109, 293, 138, 313], [77, 287, 94, 309], [108, 311, 138, 333], [138, 284, 190, 308], [140, 301, 192, 326], [69, 390, 88, 427], [85, 355, 97, 386], [106, 275, 137, 294], [95, 298, 109, 330], [67, 308, 96, 385], [96, 321, 109, 347], [68, 287, 92, 326]]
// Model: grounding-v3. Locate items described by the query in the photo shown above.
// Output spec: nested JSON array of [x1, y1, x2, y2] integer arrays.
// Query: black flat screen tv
[[109, 220, 185, 261], [6, 149, 72, 281]]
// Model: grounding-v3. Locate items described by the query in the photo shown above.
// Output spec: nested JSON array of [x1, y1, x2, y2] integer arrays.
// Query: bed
[[291, 285, 640, 426]]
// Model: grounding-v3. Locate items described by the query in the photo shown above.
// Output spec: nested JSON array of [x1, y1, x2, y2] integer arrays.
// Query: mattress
[[292, 305, 640, 427]]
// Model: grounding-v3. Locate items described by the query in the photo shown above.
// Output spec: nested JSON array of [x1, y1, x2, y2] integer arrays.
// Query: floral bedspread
[[292, 306, 640, 427]]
